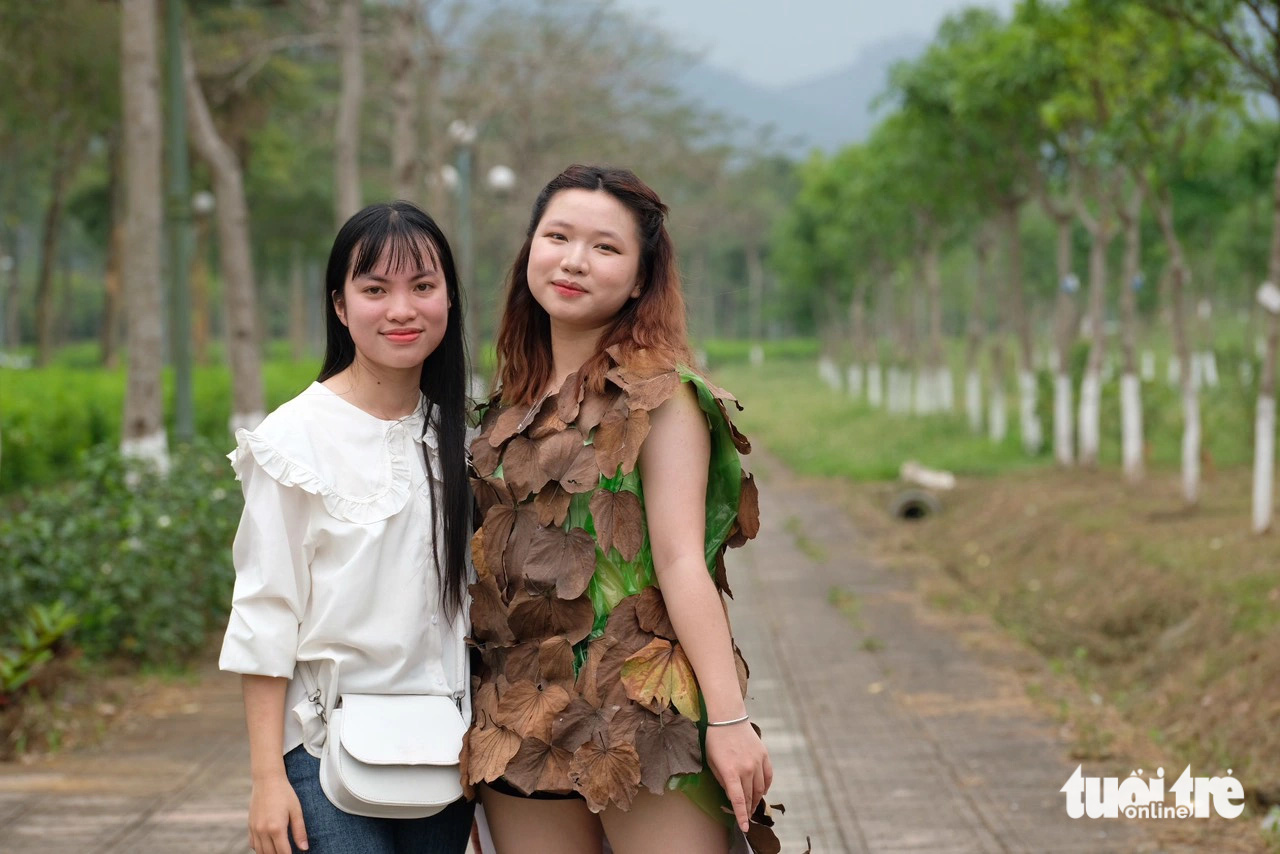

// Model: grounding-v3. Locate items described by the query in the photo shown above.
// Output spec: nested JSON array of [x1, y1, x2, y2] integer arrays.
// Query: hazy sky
[[614, 0, 1019, 88]]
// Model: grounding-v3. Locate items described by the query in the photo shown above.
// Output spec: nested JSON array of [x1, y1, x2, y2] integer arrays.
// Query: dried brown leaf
[[523, 525, 598, 600], [489, 400, 537, 448], [469, 573, 515, 647], [736, 473, 760, 541], [537, 430, 599, 493], [632, 705, 703, 794], [556, 370, 586, 424], [620, 639, 701, 722], [502, 503, 541, 592], [713, 549, 734, 598], [502, 737, 574, 795], [492, 679, 572, 742], [634, 586, 676, 640], [717, 400, 752, 454], [534, 483, 572, 527], [506, 637, 575, 688], [593, 408, 650, 478], [575, 387, 623, 437], [568, 734, 642, 813], [507, 581, 595, 644], [575, 635, 618, 708], [465, 722, 522, 785], [471, 434, 501, 478], [501, 436, 547, 502], [606, 366, 680, 412], [471, 475, 512, 518], [480, 504, 518, 588], [552, 697, 621, 753], [588, 489, 645, 562]]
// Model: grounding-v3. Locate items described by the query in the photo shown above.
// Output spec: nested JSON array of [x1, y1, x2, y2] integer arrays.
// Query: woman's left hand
[[705, 721, 773, 833]]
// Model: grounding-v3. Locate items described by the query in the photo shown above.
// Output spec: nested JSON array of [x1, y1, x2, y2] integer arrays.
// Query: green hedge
[[1, 360, 317, 493], [0, 442, 242, 664]]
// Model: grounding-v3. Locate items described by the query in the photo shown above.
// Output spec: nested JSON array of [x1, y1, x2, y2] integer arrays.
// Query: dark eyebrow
[[543, 219, 623, 243], [359, 268, 439, 283]]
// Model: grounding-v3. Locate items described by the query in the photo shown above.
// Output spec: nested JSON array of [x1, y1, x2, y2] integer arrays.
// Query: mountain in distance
[[674, 33, 928, 155]]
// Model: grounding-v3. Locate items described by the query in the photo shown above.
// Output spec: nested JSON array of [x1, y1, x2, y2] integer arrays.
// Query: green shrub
[[0, 441, 242, 665]]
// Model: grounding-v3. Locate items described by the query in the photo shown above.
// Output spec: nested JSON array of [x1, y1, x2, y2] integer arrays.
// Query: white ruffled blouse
[[218, 382, 469, 757]]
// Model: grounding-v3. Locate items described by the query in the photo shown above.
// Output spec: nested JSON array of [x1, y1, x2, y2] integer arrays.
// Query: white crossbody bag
[[298, 642, 468, 819]]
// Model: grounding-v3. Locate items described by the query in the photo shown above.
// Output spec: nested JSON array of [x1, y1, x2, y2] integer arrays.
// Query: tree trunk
[[2, 225, 20, 351], [1049, 212, 1078, 465], [290, 242, 307, 361], [966, 229, 993, 434], [119, 0, 169, 470], [1253, 154, 1280, 532], [1076, 209, 1116, 468], [34, 138, 83, 367], [1155, 188, 1199, 506], [101, 148, 125, 369], [1002, 199, 1040, 453], [746, 240, 765, 343], [1118, 186, 1144, 482], [183, 31, 265, 433], [847, 275, 870, 401], [389, 1, 418, 202], [924, 233, 950, 413], [335, 0, 363, 226], [190, 212, 211, 365]]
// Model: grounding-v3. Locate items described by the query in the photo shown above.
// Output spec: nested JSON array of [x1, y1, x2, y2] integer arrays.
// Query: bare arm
[[638, 382, 772, 832], [242, 674, 308, 853]]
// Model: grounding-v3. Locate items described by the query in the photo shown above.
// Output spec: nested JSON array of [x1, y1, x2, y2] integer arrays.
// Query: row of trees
[[0, 1, 796, 466], [774, 0, 1280, 533]]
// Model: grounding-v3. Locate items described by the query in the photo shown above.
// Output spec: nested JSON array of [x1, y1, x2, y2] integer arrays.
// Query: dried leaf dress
[[461, 347, 780, 850]]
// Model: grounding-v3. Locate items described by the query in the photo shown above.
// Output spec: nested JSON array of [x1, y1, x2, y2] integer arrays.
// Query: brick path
[[1, 453, 1180, 852]]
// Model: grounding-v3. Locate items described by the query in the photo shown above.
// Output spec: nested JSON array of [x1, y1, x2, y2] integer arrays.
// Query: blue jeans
[[284, 745, 475, 854]]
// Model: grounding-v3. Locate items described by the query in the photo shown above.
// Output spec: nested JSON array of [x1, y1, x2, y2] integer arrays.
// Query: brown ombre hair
[[494, 165, 693, 405]]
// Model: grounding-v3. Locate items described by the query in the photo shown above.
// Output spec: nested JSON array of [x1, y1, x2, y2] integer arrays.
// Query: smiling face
[[526, 188, 643, 334], [333, 238, 450, 375]]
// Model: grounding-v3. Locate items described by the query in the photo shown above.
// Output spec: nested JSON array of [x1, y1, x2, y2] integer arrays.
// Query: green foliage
[[0, 359, 316, 493], [0, 441, 242, 665], [0, 602, 78, 698]]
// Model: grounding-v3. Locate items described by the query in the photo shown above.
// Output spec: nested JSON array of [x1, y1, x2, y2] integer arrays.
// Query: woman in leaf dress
[[463, 165, 778, 853]]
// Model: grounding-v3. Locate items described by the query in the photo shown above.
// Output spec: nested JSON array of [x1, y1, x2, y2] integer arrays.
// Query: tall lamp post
[[447, 120, 478, 360]]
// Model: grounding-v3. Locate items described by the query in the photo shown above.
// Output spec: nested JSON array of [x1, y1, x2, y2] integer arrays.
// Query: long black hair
[[319, 201, 470, 621]]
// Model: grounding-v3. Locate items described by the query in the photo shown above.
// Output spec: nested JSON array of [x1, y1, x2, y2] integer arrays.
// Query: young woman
[[219, 201, 475, 854], [463, 166, 778, 853]]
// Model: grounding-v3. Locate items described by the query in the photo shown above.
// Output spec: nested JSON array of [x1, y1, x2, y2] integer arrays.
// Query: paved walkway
[[1, 454, 1171, 852]]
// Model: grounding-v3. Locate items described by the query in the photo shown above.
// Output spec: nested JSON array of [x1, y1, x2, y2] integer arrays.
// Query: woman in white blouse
[[220, 202, 475, 854]]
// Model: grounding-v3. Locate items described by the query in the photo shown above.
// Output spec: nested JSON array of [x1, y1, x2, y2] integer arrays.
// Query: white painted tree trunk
[[1018, 370, 1042, 455], [1141, 350, 1155, 381], [749, 344, 764, 367], [989, 386, 1007, 443], [913, 369, 932, 414], [847, 363, 864, 400], [966, 369, 983, 433], [1253, 395, 1275, 533], [335, 0, 363, 226], [183, 33, 265, 434], [1078, 370, 1101, 465], [1181, 381, 1201, 505], [1054, 371, 1074, 466], [937, 367, 955, 412], [1121, 372, 1143, 482], [120, 0, 168, 473], [1167, 356, 1181, 386], [817, 356, 842, 391], [867, 362, 883, 408], [1199, 351, 1219, 388]]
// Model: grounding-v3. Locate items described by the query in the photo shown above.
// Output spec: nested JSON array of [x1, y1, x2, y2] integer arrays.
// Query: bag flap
[[337, 694, 465, 766]]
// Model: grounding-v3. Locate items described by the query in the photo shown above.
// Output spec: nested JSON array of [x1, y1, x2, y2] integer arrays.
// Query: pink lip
[[552, 280, 587, 297], [384, 330, 422, 343]]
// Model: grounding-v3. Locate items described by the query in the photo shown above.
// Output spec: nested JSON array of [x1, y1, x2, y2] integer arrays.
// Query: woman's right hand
[[248, 772, 308, 853]]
